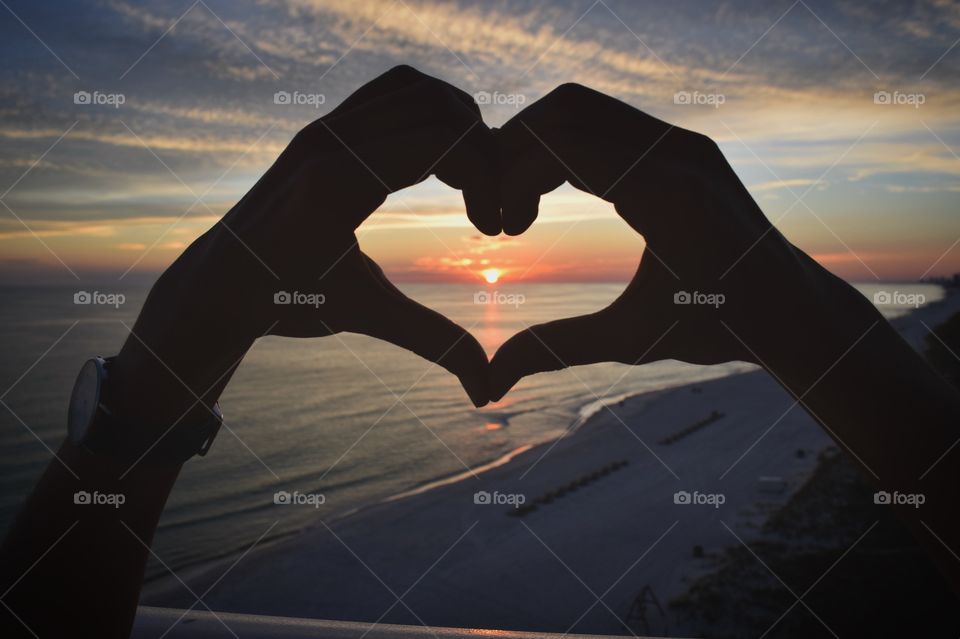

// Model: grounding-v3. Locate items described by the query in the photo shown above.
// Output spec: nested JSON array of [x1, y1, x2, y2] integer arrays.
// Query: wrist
[[107, 273, 254, 432]]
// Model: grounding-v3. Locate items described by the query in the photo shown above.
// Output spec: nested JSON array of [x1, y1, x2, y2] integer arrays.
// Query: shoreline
[[346, 285, 957, 531], [142, 367, 693, 591], [143, 288, 959, 633], [321, 389, 661, 528]]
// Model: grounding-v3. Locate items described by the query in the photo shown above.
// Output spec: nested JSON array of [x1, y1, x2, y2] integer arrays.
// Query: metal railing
[[133, 606, 668, 639]]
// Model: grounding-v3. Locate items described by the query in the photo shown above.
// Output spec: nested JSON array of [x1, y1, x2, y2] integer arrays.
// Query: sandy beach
[[142, 289, 960, 635]]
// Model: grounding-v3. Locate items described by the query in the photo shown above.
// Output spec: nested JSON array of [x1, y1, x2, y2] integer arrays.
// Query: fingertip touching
[[462, 185, 502, 236]]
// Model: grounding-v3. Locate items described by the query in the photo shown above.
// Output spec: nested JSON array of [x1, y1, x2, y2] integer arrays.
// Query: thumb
[[489, 310, 625, 402], [351, 257, 491, 408]]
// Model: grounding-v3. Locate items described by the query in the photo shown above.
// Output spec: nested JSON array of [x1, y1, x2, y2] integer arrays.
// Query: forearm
[[756, 268, 960, 592], [108, 236, 257, 431], [0, 442, 180, 638], [0, 240, 254, 638]]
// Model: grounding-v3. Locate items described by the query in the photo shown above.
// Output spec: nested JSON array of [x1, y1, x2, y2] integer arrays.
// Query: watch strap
[[83, 357, 223, 466]]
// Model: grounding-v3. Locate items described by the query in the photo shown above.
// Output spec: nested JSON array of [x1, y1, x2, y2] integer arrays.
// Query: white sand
[[143, 289, 960, 636]]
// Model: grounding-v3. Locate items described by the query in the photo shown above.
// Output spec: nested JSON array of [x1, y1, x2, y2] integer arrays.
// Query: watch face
[[67, 358, 102, 444]]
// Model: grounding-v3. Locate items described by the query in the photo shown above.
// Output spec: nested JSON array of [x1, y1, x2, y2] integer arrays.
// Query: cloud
[[885, 183, 960, 193], [748, 178, 821, 192], [0, 215, 219, 241], [1, 0, 958, 280], [0, 125, 287, 156]]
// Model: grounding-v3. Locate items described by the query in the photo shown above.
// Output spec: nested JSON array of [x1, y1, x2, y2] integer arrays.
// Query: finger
[[323, 65, 429, 119], [462, 184, 502, 236], [327, 65, 482, 124], [496, 83, 683, 233], [321, 78, 491, 186], [499, 120, 634, 201], [352, 257, 491, 407], [309, 79, 502, 234], [489, 311, 624, 402], [495, 127, 563, 235], [332, 118, 501, 234], [504, 83, 673, 153]]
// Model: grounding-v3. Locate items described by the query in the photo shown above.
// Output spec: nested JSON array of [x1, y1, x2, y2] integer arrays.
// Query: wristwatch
[[67, 356, 223, 465]]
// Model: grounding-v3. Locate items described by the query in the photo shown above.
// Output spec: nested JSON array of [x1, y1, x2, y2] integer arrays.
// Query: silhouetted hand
[[486, 84, 960, 599], [489, 83, 847, 400], [113, 66, 501, 423]]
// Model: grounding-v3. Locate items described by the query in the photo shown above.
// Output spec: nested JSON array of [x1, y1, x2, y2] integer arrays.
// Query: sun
[[481, 268, 502, 284]]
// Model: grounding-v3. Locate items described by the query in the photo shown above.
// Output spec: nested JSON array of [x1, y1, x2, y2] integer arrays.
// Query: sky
[[0, 0, 958, 285]]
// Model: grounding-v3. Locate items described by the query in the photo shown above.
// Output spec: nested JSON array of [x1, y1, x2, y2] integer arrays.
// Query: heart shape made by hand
[[121, 66, 824, 419], [250, 68, 813, 408]]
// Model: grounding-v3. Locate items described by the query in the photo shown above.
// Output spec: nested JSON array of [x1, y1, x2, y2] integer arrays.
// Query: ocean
[[0, 281, 943, 577]]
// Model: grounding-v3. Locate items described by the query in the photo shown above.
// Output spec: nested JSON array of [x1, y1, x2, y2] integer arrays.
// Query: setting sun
[[481, 268, 503, 284]]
